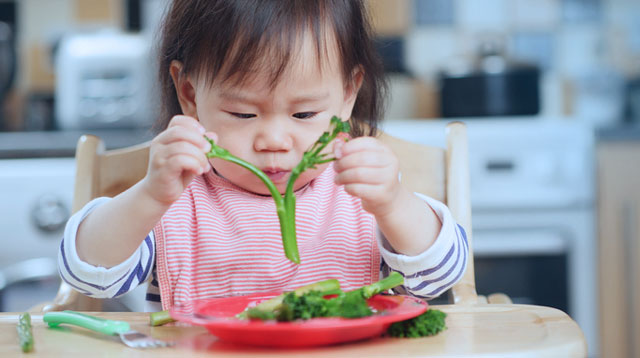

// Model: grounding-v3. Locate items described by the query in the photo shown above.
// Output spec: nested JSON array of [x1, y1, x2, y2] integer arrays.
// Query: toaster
[[54, 31, 157, 130]]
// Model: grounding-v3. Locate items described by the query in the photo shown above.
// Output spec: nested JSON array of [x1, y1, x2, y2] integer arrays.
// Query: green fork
[[43, 311, 173, 349]]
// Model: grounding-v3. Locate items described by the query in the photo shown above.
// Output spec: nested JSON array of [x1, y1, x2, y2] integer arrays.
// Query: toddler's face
[[188, 31, 360, 195]]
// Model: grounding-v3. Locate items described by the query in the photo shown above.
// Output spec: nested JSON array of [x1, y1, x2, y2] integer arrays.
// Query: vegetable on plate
[[240, 272, 448, 338], [242, 272, 404, 321]]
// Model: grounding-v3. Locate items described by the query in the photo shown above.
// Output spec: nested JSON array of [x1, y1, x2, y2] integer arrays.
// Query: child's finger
[[168, 115, 205, 133], [333, 139, 345, 159], [156, 125, 211, 152], [334, 166, 391, 186], [338, 136, 384, 156], [333, 151, 390, 173], [342, 182, 384, 201], [165, 141, 211, 172], [167, 154, 206, 176], [203, 131, 218, 145]]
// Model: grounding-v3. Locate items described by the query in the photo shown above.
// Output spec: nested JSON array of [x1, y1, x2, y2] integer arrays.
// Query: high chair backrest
[[40, 121, 476, 312]]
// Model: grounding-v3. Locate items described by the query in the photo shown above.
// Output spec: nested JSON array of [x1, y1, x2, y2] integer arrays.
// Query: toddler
[[59, 0, 468, 312]]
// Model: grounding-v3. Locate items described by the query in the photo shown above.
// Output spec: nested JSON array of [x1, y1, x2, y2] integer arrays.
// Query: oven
[[382, 117, 598, 355], [0, 157, 149, 312], [0, 158, 75, 311]]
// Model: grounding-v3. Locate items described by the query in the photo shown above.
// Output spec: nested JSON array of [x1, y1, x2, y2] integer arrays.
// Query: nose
[[253, 117, 293, 152]]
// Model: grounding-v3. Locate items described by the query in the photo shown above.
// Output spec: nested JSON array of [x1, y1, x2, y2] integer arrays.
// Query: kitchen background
[[0, 0, 639, 357]]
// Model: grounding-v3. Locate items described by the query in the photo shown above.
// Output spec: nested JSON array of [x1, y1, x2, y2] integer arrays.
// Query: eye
[[229, 112, 257, 119], [292, 112, 317, 120]]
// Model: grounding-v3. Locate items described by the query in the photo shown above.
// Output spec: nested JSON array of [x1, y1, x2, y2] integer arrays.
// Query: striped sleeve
[[57, 197, 155, 299], [378, 193, 468, 300]]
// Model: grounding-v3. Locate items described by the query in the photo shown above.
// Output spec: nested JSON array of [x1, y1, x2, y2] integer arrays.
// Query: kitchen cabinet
[[597, 131, 640, 358]]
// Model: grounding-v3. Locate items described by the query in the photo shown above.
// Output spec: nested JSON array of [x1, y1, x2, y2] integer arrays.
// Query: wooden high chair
[[35, 122, 587, 356]]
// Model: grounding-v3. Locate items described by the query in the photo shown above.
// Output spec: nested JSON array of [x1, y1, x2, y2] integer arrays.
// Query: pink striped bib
[[154, 164, 379, 312]]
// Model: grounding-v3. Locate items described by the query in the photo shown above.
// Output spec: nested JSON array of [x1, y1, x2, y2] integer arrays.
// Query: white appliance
[[382, 117, 598, 356], [0, 158, 146, 311], [0, 158, 74, 310], [55, 31, 156, 130]]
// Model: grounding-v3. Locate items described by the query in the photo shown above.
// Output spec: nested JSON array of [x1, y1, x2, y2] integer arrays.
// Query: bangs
[[187, 1, 339, 89], [159, 0, 386, 136]]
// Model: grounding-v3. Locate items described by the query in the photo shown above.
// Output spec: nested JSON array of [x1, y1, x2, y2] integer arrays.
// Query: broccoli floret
[[276, 291, 331, 321], [245, 307, 277, 321], [244, 272, 403, 321], [325, 291, 373, 319], [387, 309, 447, 338], [269, 289, 373, 322]]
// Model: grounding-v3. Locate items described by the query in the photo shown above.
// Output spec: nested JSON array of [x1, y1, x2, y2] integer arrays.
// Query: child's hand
[[333, 137, 403, 218], [142, 115, 213, 206]]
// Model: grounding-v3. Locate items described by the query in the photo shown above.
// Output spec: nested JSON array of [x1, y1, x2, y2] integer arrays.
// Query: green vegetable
[[245, 272, 404, 321], [17, 312, 34, 353], [206, 115, 350, 264], [387, 309, 447, 338], [238, 278, 341, 320], [149, 310, 176, 327]]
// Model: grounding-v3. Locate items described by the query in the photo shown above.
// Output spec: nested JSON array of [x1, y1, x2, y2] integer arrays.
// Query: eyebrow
[[290, 92, 330, 104], [219, 91, 259, 104], [219, 91, 330, 105]]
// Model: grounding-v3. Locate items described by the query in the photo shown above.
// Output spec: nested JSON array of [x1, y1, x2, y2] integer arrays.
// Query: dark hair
[[157, 0, 386, 137]]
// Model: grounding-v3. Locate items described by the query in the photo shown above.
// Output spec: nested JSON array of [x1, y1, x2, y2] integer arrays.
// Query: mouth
[[262, 168, 290, 182]]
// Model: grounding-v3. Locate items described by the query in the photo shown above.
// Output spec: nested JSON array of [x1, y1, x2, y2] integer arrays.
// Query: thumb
[[204, 131, 219, 143], [333, 139, 345, 159]]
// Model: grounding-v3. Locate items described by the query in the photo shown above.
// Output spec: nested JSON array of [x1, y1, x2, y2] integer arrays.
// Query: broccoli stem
[[205, 138, 295, 261], [149, 310, 176, 327], [17, 312, 34, 353], [238, 278, 340, 319], [205, 116, 350, 264], [361, 271, 405, 298]]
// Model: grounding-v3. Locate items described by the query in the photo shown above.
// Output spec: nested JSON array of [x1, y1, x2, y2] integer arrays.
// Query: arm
[[75, 116, 212, 268], [59, 198, 156, 298], [378, 195, 469, 299], [374, 189, 442, 255]]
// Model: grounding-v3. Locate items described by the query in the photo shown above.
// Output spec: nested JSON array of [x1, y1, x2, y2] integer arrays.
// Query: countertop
[[0, 128, 155, 159], [0, 304, 586, 357]]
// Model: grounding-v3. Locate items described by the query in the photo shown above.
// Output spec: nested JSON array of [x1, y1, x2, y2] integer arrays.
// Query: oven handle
[[0, 258, 59, 291]]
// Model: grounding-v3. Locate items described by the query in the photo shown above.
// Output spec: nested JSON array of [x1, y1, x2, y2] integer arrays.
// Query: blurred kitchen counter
[[0, 128, 154, 159], [596, 123, 640, 142]]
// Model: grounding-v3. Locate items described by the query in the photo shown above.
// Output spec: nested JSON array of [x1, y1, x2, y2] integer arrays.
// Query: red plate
[[170, 292, 427, 347]]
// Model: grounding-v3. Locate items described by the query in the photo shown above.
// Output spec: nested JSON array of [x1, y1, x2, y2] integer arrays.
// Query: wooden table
[[0, 304, 586, 357]]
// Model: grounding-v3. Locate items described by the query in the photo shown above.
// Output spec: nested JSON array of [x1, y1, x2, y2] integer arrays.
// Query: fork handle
[[44, 311, 130, 335]]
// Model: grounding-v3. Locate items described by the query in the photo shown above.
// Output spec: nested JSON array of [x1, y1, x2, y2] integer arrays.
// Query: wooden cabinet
[[597, 140, 640, 358], [368, 0, 410, 36]]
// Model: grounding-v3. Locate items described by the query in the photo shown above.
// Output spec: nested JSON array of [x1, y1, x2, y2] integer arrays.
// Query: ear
[[169, 60, 198, 118], [340, 66, 364, 121]]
